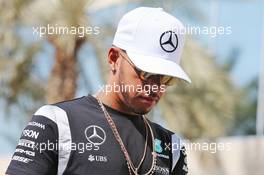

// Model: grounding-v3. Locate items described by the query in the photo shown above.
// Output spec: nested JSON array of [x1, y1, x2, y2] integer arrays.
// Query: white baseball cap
[[113, 7, 191, 83]]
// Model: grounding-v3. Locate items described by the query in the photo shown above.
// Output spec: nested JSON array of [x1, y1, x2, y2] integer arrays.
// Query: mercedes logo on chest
[[85, 125, 106, 145], [159, 31, 178, 52]]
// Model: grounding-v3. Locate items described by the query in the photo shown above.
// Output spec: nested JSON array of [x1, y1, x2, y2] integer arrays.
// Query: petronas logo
[[154, 139, 163, 153]]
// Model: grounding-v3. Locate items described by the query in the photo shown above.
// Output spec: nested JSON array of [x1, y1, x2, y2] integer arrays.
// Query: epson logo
[[22, 129, 40, 139]]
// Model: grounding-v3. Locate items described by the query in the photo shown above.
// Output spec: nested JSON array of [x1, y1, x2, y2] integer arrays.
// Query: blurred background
[[0, 0, 263, 174]]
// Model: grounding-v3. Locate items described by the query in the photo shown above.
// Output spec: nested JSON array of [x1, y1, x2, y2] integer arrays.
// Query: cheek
[[119, 69, 143, 91]]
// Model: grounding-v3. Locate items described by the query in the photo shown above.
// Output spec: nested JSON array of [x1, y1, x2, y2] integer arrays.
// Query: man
[[6, 7, 190, 175]]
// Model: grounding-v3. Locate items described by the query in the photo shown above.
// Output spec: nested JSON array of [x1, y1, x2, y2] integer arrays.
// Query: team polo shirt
[[6, 95, 188, 175]]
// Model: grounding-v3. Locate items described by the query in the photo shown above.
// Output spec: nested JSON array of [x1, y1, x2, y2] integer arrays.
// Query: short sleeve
[[171, 133, 188, 175], [171, 147, 188, 175], [5, 111, 58, 175]]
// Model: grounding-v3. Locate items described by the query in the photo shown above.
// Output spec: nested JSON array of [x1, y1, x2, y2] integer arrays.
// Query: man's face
[[112, 48, 166, 115]]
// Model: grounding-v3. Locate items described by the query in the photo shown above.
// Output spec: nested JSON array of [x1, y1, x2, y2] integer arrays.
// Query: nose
[[144, 75, 161, 86]]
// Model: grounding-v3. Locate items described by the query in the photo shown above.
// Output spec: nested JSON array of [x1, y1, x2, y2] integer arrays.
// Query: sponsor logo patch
[[12, 155, 33, 164], [88, 154, 107, 163], [22, 129, 40, 139]]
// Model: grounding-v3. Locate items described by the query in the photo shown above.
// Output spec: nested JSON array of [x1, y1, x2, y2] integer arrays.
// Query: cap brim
[[126, 51, 191, 83]]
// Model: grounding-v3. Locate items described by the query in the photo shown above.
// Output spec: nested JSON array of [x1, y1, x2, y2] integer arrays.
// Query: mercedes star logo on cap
[[85, 125, 106, 145], [159, 31, 178, 53]]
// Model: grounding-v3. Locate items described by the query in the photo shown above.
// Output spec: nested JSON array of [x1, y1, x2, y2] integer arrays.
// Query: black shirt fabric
[[6, 95, 188, 175]]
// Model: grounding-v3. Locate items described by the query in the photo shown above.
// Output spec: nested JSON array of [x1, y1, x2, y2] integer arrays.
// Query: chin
[[133, 107, 152, 115]]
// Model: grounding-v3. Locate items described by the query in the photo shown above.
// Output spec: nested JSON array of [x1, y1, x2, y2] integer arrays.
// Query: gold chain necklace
[[95, 96, 157, 175]]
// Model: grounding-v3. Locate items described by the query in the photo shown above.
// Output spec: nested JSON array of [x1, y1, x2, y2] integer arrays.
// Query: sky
[[215, 0, 263, 86], [0, 0, 263, 154], [184, 0, 263, 86]]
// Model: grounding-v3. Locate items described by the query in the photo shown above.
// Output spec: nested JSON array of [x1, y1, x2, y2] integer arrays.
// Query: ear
[[108, 47, 120, 73]]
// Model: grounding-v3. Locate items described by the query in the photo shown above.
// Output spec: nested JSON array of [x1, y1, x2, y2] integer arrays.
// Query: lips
[[138, 95, 158, 106]]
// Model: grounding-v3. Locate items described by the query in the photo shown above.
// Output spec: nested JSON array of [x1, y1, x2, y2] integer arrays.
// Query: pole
[[256, 4, 264, 135]]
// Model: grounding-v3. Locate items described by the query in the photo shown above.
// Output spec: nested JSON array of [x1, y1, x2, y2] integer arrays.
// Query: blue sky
[[215, 0, 263, 86], [180, 0, 263, 86]]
